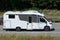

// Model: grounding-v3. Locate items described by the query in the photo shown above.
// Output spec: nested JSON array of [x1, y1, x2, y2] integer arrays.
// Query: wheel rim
[[16, 27, 20, 31], [45, 27, 50, 31]]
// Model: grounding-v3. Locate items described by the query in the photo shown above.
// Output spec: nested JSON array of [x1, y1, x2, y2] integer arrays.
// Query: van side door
[[27, 17, 33, 30], [39, 17, 46, 29]]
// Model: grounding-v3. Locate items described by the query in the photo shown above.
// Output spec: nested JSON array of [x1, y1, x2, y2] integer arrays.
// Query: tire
[[44, 26, 50, 31], [16, 27, 21, 31], [5, 29, 9, 31]]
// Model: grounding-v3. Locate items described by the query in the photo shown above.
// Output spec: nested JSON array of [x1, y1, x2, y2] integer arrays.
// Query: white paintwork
[[4, 11, 44, 16], [3, 10, 54, 30]]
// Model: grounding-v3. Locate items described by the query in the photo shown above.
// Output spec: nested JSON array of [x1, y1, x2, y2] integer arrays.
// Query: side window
[[40, 18, 46, 22], [29, 17, 32, 23], [9, 15, 15, 19], [19, 15, 28, 21]]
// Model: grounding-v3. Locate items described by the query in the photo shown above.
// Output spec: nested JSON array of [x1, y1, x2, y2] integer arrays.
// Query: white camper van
[[3, 10, 54, 31]]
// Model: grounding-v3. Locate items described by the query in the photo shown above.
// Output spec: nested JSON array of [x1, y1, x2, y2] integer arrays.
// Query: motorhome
[[3, 10, 54, 31]]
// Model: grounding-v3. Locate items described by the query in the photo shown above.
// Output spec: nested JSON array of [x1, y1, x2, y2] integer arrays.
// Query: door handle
[[27, 23, 29, 25]]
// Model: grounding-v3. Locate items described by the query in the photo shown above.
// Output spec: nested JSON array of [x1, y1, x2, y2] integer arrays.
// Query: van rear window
[[9, 15, 15, 19]]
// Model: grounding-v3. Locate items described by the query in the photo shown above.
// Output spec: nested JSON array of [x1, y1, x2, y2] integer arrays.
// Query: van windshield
[[44, 17, 50, 22]]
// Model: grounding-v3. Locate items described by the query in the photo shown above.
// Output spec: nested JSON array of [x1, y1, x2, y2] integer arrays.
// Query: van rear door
[[4, 20, 11, 28]]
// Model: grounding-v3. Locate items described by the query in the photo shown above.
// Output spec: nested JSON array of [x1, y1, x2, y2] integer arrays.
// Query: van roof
[[4, 10, 44, 16]]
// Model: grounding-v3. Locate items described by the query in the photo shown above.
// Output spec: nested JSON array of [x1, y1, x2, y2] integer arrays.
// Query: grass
[[0, 35, 60, 40], [0, 12, 3, 16], [39, 9, 60, 18]]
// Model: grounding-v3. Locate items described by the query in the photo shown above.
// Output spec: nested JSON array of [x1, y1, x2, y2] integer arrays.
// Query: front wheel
[[44, 26, 50, 31]]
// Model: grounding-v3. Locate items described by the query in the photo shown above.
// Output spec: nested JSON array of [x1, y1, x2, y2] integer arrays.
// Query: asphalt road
[[0, 23, 60, 36]]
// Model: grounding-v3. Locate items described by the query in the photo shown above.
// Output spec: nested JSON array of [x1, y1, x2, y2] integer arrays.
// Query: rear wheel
[[16, 27, 21, 31], [44, 26, 50, 31], [5, 29, 9, 31]]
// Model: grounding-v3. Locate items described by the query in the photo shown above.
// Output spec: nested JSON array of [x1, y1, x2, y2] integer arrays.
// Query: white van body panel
[[3, 10, 54, 30]]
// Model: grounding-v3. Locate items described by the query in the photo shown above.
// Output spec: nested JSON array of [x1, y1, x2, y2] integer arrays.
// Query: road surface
[[0, 23, 60, 36]]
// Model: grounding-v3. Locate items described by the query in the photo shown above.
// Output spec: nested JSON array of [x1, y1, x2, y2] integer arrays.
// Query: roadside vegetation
[[0, 0, 60, 22], [0, 12, 3, 16], [0, 35, 59, 40], [0, 9, 60, 22], [39, 9, 60, 22]]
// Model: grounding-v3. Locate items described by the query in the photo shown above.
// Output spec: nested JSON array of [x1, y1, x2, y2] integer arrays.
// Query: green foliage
[[0, 0, 60, 11]]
